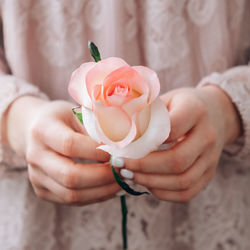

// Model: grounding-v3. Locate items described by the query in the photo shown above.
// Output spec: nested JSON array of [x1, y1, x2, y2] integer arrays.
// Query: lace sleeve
[[198, 65, 250, 160]]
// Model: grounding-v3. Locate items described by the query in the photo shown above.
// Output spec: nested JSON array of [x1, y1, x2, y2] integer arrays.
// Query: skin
[[125, 85, 242, 202], [3, 96, 120, 205], [3, 85, 241, 204]]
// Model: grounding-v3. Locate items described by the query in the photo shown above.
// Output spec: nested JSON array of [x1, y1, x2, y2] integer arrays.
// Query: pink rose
[[68, 57, 170, 159]]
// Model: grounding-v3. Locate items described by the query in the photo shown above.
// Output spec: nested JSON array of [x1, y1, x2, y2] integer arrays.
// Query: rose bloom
[[68, 57, 170, 159]]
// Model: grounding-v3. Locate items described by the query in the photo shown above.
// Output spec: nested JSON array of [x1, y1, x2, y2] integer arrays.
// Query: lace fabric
[[198, 67, 250, 161], [0, 0, 250, 249]]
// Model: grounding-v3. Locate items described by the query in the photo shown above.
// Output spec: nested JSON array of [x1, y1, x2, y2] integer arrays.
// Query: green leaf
[[110, 157, 149, 196], [72, 107, 83, 124], [88, 41, 101, 62]]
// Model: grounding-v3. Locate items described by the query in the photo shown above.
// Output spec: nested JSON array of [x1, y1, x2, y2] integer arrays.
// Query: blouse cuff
[[0, 75, 48, 167], [197, 66, 250, 160]]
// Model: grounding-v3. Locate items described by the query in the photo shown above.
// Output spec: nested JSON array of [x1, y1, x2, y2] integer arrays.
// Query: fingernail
[[111, 156, 124, 168], [116, 190, 126, 197], [120, 169, 134, 179]]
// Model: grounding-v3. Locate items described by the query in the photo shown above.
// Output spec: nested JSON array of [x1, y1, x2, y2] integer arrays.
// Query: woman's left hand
[[124, 86, 241, 202]]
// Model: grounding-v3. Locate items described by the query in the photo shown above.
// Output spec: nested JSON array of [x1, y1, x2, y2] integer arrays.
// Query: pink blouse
[[0, 1, 250, 249]]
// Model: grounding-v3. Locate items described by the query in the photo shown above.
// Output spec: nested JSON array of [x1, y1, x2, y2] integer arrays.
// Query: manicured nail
[[120, 169, 134, 179], [111, 156, 124, 168], [116, 190, 126, 197]]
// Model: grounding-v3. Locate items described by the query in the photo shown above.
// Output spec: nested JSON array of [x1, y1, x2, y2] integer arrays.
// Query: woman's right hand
[[4, 96, 120, 205]]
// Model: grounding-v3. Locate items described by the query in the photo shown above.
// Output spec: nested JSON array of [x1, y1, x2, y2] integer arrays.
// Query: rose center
[[107, 83, 130, 97]]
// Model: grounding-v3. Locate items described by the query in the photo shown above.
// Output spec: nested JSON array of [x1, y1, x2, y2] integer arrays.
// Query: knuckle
[[62, 133, 74, 155], [30, 125, 38, 138], [150, 189, 167, 201], [61, 168, 77, 189], [208, 167, 216, 180], [127, 158, 142, 172], [171, 151, 186, 174], [34, 187, 45, 199], [136, 158, 143, 172], [144, 175, 153, 187], [179, 190, 194, 203], [95, 149, 109, 162], [26, 148, 35, 163], [157, 195, 167, 202], [28, 170, 39, 187], [172, 163, 184, 175], [30, 123, 43, 140], [64, 189, 79, 204], [205, 127, 217, 146], [178, 175, 192, 190], [26, 146, 41, 162], [26, 148, 41, 166], [136, 174, 153, 188]]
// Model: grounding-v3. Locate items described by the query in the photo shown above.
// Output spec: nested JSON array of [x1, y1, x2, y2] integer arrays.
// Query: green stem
[[110, 156, 149, 196], [110, 156, 128, 249], [120, 195, 128, 250]]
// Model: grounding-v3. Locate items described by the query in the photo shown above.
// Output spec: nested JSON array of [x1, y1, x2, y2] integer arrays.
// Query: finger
[[70, 112, 87, 134], [149, 168, 214, 203], [164, 94, 203, 142], [32, 186, 66, 204], [29, 163, 120, 205], [28, 149, 116, 189], [53, 181, 120, 205], [28, 164, 66, 203], [125, 122, 206, 174], [32, 165, 120, 205], [133, 153, 208, 191], [37, 120, 109, 161]]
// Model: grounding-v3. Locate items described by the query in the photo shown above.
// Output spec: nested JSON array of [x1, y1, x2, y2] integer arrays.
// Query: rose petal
[[93, 101, 137, 148], [95, 103, 130, 141], [98, 98, 170, 159], [122, 92, 148, 117], [136, 105, 151, 137], [93, 84, 102, 101], [68, 62, 96, 108], [96, 115, 137, 149], [107, 95, 130, 106], [81, 106, 101, 143], [86, 57, 129, 100], [133, 66, 160, 103], [103, 66, 149, 104]]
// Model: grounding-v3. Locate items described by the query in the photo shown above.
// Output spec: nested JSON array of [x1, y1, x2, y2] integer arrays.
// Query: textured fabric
[[0, 0, 250, 250], [198, 67, 250, 160]]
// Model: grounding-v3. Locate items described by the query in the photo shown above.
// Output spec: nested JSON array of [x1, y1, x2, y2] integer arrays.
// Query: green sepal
[[72, 108, 83, 124], [110, 157, 149, 196], [88, 41, 101, 62]]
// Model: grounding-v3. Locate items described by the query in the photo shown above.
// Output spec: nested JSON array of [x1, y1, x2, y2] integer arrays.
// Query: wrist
[[3, 95, 48, 156], [200, 85, 242, 145]]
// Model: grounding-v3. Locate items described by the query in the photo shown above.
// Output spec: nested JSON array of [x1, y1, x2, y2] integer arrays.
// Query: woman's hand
[[124, 86, 241, 202], [4, 96, 120, 205]]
